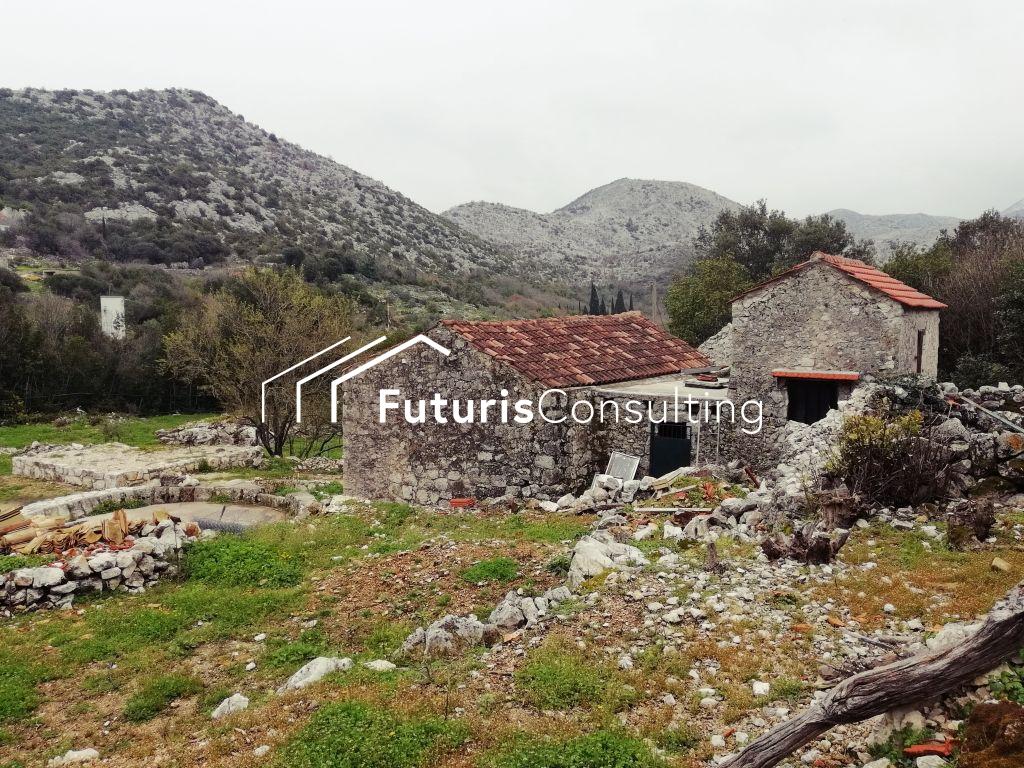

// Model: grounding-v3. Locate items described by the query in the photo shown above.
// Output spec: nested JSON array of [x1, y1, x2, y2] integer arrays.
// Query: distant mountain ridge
[[827, 209, 962, 257], [444, 178, 741, 285]]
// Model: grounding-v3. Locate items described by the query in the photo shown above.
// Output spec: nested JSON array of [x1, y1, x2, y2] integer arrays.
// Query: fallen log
[[721, 579, 1024, 768]]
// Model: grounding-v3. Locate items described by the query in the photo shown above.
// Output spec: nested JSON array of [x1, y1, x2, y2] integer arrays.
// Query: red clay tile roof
[[734, 251, 948, 310], [441, 312, 710, 388]]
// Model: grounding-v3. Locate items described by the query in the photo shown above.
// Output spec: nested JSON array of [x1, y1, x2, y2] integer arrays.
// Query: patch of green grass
[[515, 641, 613, 710], [87, 497, 148, 517], [0, 455, 11, 476], [362, 621, 414, 657], [484, 730, 664, 768], [45, 583, 300, 664], [203, 456, 299, 479], [0, 554, 53, 575], [432, 513, 589, 544], [265, 629, 329, 669], [311, 481, 345, 500], [183, 536, 303, 588], [274, 700, 468, 768], [248, 514, 376, 571], [653, 723, 700, 753], [0, 651, 58, 724], [770, 676, 804, 701], [0, 413, 218, 451], [460, 557, 520, 584], [123, 673, 202, 722]]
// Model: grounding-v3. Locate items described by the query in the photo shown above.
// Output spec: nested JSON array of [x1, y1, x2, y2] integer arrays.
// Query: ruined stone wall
[[729, 262, 939, 466], [342, 328, 601, 504]]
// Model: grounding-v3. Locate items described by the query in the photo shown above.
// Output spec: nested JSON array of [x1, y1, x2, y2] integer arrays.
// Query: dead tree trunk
[[721, 579, 1024, 768]]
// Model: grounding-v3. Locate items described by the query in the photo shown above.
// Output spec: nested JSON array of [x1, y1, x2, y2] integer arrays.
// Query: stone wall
[[342, 328, 738, 504], [728, 260, 941, 467], [342, 327, 602, 504], [12, 442, 263, 489], [1, 518, 195, 614]]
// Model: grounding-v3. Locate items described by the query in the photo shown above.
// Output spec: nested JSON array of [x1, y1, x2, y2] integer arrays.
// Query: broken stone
[[47, 749, 99, 767], [211, 693, 249, 718], [277, 656, 353, 692], [363, 659, 397, 672]]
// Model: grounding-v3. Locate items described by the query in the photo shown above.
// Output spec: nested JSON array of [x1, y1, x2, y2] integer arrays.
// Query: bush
[[826, 408, 950, 507], [274, 700, 468, 768], [123, 673, 202, 722], [485, 730, 664, 768], [183, 536, 303, 587], [460, 557, 519, 584], [515, 642, 611, 710]]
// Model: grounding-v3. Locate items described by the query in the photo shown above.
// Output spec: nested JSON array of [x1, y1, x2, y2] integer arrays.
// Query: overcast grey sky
[[5, 1, 1022, 217]]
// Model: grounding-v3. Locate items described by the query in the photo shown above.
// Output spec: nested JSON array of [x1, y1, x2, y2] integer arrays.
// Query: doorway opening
[[786, 379, 838, 424]]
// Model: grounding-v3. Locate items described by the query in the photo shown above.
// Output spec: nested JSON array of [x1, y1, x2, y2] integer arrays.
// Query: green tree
[[613, 289, 626, 314], [164, 268, 366, 455], [694, 200, 870, 278], [588, 282, 600, 315], [666, 257, 752, 345]]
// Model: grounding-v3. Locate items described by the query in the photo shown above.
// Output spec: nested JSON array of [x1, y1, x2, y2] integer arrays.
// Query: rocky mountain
[[1004, 198, 1024, 220], [0, 88, 504, 280], [444, 178, 741, 285], [827, 208, 961, 258]]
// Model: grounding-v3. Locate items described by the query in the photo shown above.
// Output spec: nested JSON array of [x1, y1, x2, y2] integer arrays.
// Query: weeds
[[123, 673, 202, 722], [484, 730, 664, 768], [183, 536, 303, 587], [460, 557, 520, 584], [274, 700, 468, 768]]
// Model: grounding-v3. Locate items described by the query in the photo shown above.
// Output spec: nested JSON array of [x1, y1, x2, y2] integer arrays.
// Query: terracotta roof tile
[[441, 312, 710, 388], [734, 251, 947, 310]]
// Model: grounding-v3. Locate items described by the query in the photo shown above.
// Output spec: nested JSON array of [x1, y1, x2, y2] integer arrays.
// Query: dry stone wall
[[1, 518, 195, 614], [12, 442, 263, 489]]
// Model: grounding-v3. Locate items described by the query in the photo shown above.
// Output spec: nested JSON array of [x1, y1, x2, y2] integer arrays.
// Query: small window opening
[[916, 329, 926, 374]]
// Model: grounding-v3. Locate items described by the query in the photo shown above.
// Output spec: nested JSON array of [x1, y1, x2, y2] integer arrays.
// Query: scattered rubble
[[1, 514, 198, 614], [156, 418, 258, 446]]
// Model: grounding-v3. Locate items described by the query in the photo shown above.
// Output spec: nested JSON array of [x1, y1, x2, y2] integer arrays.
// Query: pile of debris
[[156, 418, 258, 447], [1, 511, 200, 614], [398, 585, 575, 659]]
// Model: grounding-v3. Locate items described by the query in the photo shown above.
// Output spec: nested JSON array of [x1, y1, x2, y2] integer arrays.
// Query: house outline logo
[[261, 334, 451, 425]]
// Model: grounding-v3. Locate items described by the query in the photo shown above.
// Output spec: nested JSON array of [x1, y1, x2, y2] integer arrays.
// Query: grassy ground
[[0, 413, 220, 509], [0, 500, 593, 768], [0, 413, 218, 452]]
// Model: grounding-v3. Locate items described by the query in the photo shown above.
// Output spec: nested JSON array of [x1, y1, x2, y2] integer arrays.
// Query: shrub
[[515, 642, 610, 710], [826, 408, 950, 506], [274, 700, 468, 768], [183, 535, 302, 587], [460, 557, 520, 584], [990, 663, 1024, 704], [123, 673, 202, 722], [485, 730, 664, 768], [0, 554, 52, 575]]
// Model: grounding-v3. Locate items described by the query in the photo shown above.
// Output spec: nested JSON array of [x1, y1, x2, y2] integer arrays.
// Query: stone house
[[342, 312, 732, 504], [701, 251, 946, 459]]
